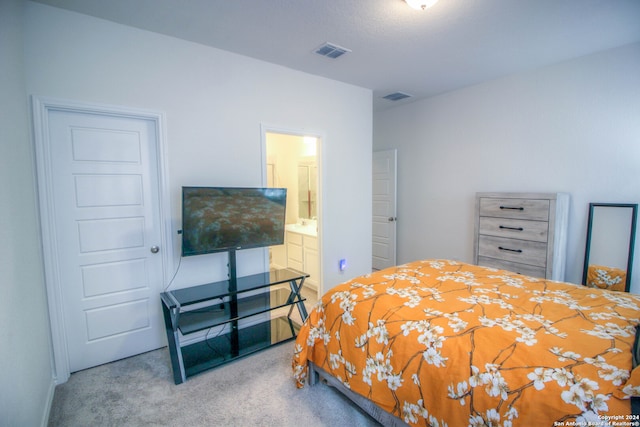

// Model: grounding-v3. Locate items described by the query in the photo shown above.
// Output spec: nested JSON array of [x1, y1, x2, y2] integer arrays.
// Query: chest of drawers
[[473, 192, 570, 281]]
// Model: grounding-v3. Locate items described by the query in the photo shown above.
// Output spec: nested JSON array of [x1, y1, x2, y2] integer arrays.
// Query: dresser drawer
[[479, 198, 550, 221], [477, 256, 547, 279], [478, 217, 548, 243], [478, 235, 547, 267]]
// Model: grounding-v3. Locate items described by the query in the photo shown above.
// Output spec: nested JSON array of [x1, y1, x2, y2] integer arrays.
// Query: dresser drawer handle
[[499, 225, 524, 231], [500, 206, 524, 211], [499, 246, 523, 253]]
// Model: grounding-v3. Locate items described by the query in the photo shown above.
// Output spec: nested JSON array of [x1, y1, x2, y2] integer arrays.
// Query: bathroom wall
[[266, 132, 320, 295], [266, 133, 318, 225]]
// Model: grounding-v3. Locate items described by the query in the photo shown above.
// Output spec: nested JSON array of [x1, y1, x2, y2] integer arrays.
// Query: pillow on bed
[[586, 264, 627, 292]]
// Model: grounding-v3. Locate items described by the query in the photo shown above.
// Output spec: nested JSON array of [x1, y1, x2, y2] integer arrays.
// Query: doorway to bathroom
[[264, 130, 322, 304]]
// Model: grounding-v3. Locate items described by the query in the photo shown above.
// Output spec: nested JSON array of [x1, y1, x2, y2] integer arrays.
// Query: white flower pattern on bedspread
[[293, 260, 640, 426]]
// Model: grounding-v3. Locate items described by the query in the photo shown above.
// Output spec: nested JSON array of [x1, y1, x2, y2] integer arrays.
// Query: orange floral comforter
[[293, 260, 640, 426]]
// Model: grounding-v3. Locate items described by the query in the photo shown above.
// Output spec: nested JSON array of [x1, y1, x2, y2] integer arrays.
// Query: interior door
[[372, 149, 397, 270], [47, 108, 166, 373]]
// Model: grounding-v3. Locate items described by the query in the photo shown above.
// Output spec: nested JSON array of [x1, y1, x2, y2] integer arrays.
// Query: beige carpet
[[47, 342, 380, 426]]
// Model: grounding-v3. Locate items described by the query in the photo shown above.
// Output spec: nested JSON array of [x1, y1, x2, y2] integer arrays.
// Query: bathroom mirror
[[298, 162, 317, 219], [582, 203, 637, 292]]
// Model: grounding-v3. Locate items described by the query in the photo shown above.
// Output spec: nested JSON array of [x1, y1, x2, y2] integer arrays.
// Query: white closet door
[[47, 108, 165, 372], [372, 149, 397, 270]]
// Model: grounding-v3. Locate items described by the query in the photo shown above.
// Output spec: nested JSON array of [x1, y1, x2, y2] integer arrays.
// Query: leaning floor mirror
[[582, 203, 638, 292]]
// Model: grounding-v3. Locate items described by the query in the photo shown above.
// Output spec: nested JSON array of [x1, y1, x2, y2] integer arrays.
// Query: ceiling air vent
[[383, 92, 412, 101], [314, 42, 351, 59]]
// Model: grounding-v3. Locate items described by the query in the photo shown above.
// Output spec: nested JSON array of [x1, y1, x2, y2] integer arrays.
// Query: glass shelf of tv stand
[[180, 316, 302, 380], [160, 267, 309, 384], [163, 268, 309, 334], [177, 286, 306, 335], [166, 268, 308, 307]]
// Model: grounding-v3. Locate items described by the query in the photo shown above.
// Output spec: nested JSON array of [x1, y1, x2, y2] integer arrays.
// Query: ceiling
[[32, 0, 640, 111]]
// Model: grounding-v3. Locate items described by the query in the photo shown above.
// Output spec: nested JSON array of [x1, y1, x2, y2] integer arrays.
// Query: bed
[[293, 259, 640, 426]]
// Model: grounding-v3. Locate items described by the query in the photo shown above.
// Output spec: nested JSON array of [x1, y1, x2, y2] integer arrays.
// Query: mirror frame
[[582, 203, 638, 292]]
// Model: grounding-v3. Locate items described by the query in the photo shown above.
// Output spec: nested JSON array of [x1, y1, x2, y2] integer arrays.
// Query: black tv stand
[[160, 251, 309, 384]]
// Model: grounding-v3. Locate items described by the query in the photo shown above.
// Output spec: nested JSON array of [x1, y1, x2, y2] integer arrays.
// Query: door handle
[[388, 217, 397, 222], [150, 246, 160, 254]]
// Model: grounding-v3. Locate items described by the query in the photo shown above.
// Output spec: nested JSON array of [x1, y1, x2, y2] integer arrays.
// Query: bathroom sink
[[285, 223, 317, 236]]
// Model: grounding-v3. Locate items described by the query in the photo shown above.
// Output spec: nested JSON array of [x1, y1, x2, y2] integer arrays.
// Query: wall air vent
[[383, 92, 412, 101], [314, 42, 351, 59]]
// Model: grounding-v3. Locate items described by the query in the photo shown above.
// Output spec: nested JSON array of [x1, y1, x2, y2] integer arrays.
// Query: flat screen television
[[181, 187, 287, 257]]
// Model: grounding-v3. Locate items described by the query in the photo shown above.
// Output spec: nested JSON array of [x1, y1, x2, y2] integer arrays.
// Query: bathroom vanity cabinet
[[286, 230, 319, 290]]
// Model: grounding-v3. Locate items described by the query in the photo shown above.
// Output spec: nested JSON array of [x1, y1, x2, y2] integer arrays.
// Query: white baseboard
[[41, 376, 56, 427]]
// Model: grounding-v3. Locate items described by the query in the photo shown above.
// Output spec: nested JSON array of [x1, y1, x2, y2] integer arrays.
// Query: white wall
[[0, 1, 54, 426], [374, 42, 640, 293], [24, 1, 372, 291], [10, 1, 371, 421]]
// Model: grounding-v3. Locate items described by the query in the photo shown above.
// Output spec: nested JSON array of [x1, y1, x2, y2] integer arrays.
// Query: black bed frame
[[308, 362, 410, 427]]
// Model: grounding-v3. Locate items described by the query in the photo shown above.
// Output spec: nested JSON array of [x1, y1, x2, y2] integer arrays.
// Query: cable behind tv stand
[[160, 250, 309, 384]]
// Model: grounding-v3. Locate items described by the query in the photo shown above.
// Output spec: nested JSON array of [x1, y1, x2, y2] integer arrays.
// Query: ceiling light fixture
[[405, 0, 439, 10]]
